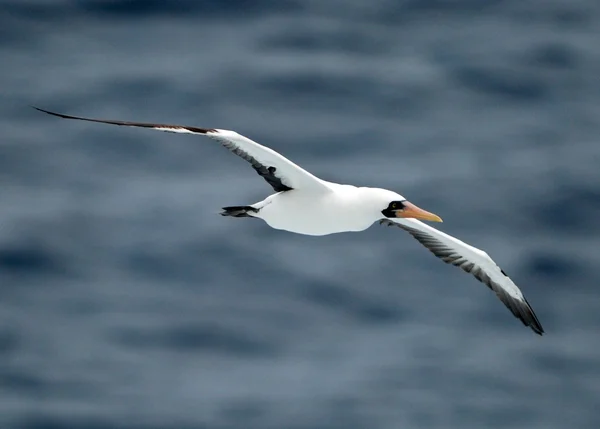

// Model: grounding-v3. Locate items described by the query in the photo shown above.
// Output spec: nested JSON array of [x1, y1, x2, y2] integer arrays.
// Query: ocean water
[[2, 1, 600, 428]]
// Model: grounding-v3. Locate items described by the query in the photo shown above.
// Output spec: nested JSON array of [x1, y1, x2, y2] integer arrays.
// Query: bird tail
[[220, 205, 259, 218]]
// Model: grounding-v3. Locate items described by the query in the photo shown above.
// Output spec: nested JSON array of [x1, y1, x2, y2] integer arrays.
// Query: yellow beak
[[395, 201, 443, 222]]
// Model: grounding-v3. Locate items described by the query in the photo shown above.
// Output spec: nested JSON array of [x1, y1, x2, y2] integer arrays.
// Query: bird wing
[[380, 217, 544, 335], [34, 107, 331, 193]]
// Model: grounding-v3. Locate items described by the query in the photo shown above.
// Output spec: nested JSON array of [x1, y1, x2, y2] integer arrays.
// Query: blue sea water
[[1, 1, 600, 428]]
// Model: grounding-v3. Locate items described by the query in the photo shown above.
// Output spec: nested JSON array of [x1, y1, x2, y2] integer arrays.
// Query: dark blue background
[[2, 1, 600, 428]]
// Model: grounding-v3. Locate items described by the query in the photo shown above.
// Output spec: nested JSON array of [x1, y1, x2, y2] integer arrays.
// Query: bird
[[34, 106, 544, 335]]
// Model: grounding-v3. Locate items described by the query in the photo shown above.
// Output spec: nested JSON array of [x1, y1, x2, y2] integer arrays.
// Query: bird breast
[[257, 189, 374, 236]]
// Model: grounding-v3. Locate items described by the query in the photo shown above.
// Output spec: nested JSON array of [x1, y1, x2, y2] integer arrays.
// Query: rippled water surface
[[2, 1, 600, 428]]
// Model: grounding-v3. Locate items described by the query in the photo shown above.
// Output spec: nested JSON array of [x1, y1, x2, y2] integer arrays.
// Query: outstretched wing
[[381, 218, 544, 335], [34, 107, 331, 193]]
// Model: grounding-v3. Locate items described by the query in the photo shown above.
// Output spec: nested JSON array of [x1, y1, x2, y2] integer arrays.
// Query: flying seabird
[[34, 107, 544, 335]]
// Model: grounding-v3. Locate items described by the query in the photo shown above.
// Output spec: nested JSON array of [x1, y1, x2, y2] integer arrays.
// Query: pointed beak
[[395, 201, 443, 222]]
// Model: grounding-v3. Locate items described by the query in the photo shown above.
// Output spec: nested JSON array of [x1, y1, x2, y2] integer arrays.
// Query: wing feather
[[34, 107, 330, 193], [381, 218, 544, 335]]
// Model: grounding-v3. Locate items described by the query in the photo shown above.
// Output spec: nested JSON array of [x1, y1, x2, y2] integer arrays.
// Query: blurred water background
[[2, 0, 600, 428]]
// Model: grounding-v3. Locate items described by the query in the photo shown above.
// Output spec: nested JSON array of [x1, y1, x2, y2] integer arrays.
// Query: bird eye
[[391, 202, 397, 209]]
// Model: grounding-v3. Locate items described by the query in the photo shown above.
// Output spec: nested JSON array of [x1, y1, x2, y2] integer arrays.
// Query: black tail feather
[[220, 205, 258, 218]]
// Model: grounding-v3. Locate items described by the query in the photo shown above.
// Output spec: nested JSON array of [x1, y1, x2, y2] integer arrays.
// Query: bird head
[[360, 188, 443, 222]]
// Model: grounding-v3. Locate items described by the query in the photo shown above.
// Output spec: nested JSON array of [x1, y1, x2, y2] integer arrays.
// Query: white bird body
[[35, 107, 545, 336], [256, 185, 401, 236]]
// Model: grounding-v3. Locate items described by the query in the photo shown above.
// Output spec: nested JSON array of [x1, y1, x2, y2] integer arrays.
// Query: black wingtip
[[32, 106, 66, 118], [523, 297, 545, 336], [503, 290, 544, 336], [529, 319, 544, 336]]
